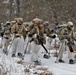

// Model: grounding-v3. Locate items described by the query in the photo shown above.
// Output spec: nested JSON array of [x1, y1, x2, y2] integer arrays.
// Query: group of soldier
[[0, 17, 76, 65]]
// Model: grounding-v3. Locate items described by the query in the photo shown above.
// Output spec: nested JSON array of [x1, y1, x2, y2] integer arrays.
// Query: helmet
[[67, 21, 74, 30], [1, 23, 3, 25], [16, 18, 23, 23], [6, 21, 10, 25], [67, 21, 73, 26], [44, 21, 49, 26], [32, 18, 41, 24]]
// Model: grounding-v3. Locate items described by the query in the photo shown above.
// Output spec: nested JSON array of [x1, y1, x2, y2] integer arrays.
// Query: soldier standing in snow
[[28, 18, 56, 65], [57, 21, 76, 64], [2, 21, 11, 55], [11, 18, 26, 58], [44, 21, 51, 52]]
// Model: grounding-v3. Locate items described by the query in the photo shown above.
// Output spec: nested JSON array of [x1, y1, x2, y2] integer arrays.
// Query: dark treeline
[[0, 0, 76, 27]]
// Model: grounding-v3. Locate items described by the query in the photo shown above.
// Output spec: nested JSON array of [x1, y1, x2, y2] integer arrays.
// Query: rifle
[[37, 35, 49, 53], [37, 35, 50, 59]]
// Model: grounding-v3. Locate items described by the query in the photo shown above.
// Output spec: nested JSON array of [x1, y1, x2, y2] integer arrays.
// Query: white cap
[[67, 21, 73, 26]]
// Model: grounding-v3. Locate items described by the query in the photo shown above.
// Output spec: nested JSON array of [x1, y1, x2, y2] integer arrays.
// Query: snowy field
[[0, 37, 76, 75]]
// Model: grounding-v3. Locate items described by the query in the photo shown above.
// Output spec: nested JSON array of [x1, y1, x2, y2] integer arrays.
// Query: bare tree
[[0, 0, 76, 26], [9, 0, 13, 21], [16, 0, 20, 17]]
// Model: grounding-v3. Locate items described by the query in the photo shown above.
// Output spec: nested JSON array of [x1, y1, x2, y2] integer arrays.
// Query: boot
[[18, 53, 23, 59], [58, 59, 65, 63], [43, 54, 50, 59], [34, 60, 41, 65], [69, 59, 75, 64], [12, 54, 16, 57]]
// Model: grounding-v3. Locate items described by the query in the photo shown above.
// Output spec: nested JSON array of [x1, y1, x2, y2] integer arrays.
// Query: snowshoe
[[34, 60, 41, 65], [43, 54, 50, 59], [69, 59, 75, 64]]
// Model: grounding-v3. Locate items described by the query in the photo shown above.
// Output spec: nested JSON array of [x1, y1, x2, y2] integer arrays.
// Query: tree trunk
[[9, 0, 13, 21], [16, 0, 20, 17]]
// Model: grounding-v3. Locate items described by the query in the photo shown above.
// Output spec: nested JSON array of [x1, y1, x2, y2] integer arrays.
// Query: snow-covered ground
[[0, 37, 76, 75]]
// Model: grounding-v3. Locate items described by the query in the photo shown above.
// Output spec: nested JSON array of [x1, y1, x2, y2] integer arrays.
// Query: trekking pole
[[8, 34, 15, 51], [24, 41, 29, 54], [23, 39, 29, 60]]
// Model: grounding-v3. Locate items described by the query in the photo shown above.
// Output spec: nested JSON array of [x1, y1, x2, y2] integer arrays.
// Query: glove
[[37, 35, 39, 39], [0, 31, 4, 37], [28, 34, 33, 37], [26, 30, 28, 34], [14, 31, 17, 34], [69, 45, 73, 52], [52, 35, 56, 38]]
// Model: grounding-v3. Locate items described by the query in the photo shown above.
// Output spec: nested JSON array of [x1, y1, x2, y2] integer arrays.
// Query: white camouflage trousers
[[12, 36, 25, 56], [31, 41, 40, 62], [2, 38, 10, 54], [58, 40, 74, 60]]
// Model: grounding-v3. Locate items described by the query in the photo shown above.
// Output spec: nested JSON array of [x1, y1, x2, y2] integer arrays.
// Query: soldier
[[2, 21, 11, 55], [28, 18, 56, 65], [44, 21, 54, 52], [28, 18, 42, 65], [57, 21, 76, 64], [11, 18, 26, 58]]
